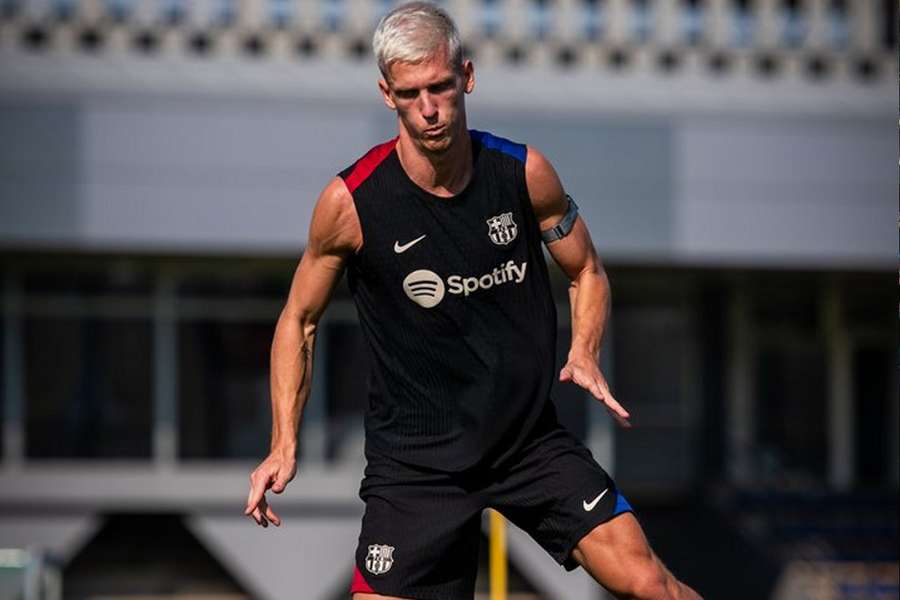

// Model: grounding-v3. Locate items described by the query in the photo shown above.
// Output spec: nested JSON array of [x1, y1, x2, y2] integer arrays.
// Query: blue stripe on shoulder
[[470, 129, 527, 163], [613, 492, 634, 515]]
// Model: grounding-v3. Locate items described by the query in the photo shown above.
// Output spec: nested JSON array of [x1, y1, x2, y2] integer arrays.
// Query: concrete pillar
[[848, 0, 878, 53], [447, 0, 481, 42], [131, 0, 159, 25], [344, 0, 373, 36], [555, 0, 582, 43], [756, 0, 780, 48], [606, 0, 630, 45], [890, 359, 899, 488], [726, 286, 754, 486], [504, 0, 530, 46], [654, 0, 680, 47], [237, 0, 266, 30], [185, 0, 218, 28], [2, 271, 25, 469], [705, 0, 731, 48], [153, 271, 178, 468], [805, 0, 831, 50], [822, 284, 854, 490]]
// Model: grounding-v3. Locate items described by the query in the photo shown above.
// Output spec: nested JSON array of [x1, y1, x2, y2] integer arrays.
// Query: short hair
[[372, 1, 463, 81]]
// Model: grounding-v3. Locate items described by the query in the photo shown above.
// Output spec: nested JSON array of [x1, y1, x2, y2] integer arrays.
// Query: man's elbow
[[573, 254, 605, 283], [277, 305, 320, 341]]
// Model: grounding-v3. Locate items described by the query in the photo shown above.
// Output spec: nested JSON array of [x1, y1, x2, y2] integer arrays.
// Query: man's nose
[[419, 93, 438, 120]]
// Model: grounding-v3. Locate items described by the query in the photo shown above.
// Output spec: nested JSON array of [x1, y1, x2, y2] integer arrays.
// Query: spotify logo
[[403, 269, 445, 308], [402, 261, 528, 309]]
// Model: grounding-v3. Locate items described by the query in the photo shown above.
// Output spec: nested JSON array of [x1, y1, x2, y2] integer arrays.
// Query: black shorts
[[350, 423, 634, 600]]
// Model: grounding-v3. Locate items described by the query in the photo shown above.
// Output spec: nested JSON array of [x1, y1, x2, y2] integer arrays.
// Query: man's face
[[378, 47, 475, 155]]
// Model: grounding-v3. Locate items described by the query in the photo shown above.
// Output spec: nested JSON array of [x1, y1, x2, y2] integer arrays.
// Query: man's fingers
[[245, 458, 297, 527], [271, 472, 289, 494], [586, 378, 612, 409], [265, 503, 282, 526], [565, 368, 633, 428], [608, 407, 632, 428], [594, 385, 632, 427], [567, 367, 603, 401], [554, 362, 635, 428], [254, 498, 270, 527], [245, 486, 259, 515], [254, 507, 268, 528], [245, 470, 273, 514], [245, 486, 264, 515], [600, 388, 630, 419]]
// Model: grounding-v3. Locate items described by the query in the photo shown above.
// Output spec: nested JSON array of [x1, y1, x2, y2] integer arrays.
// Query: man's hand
[[559, 352, 632, 428], [245, 449, 297, 527]]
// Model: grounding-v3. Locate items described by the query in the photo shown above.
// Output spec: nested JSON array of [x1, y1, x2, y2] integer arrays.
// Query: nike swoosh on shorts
[[583, 488, 609, 511]]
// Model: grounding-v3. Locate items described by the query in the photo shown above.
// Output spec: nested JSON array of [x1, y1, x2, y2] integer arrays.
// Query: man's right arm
[[245, 177, 362, 527]]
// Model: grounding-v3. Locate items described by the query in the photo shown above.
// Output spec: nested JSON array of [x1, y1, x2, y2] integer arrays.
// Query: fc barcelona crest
[[366, 544, 395, 575], [487, 212, 518, 246]]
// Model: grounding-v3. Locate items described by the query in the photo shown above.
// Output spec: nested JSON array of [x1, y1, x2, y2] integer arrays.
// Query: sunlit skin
[[377, 45, 475, 198]]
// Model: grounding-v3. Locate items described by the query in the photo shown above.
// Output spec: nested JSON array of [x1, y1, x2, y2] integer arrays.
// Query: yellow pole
[[489, 509, 508, 600]]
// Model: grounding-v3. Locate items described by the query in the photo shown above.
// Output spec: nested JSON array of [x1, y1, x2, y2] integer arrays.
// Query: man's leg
[[571, 512, 703, 600], [349, 451, 483, 599]]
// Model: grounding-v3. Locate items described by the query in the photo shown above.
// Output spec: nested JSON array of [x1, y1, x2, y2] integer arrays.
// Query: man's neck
[[396, 125, 472, 198]]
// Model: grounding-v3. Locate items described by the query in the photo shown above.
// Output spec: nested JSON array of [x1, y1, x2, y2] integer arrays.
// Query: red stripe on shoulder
[[350, 565, 375, 594], [343, 137, 398, 194]]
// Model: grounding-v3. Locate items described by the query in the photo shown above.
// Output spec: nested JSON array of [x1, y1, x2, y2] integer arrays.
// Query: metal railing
[[1, 0, 894, 81]]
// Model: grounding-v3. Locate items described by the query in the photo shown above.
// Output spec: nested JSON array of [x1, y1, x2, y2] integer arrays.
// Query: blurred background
[[0, 0, 896, 599]]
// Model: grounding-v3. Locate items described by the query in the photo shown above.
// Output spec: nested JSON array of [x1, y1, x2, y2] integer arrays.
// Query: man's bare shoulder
[[308, 177, 363, 257], [524, 146, 567, 227]]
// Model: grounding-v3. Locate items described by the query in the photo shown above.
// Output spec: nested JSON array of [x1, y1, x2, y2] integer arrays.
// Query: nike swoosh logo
[[582, 488, 609, 512], [394, 234, 427, 254]]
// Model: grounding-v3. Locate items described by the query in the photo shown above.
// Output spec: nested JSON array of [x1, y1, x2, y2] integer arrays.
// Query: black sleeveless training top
[[338, 129, 559, 472]]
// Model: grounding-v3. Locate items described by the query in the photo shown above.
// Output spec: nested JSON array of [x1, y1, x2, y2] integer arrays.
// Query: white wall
[[2, 89, 894, 269]]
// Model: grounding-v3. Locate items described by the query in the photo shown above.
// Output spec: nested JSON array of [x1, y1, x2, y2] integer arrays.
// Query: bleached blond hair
[[372, 1, 463, 81]]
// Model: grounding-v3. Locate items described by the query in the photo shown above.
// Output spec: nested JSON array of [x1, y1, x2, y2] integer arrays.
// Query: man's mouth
[[423, 125, 446, 138]]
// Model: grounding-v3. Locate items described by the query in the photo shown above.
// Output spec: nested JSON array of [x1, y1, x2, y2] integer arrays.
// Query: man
[[245, 3, 702, 599]]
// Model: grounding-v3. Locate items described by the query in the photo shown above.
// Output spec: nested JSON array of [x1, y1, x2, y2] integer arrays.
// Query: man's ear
[[462, 60, 475, 94], [378, 78, 397, 110]]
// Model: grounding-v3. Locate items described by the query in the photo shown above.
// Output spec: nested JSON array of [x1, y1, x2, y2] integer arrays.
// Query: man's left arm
[[525, 146, 631, 428]]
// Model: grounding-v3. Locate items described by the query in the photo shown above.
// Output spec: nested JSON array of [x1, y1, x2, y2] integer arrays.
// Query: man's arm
[[525, 147, 631, 428], [245, 177, 363, 527]]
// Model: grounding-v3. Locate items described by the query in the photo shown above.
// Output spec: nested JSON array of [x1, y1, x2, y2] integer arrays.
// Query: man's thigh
[[351, 460, 484, 600], [487, 425, 634, 571]]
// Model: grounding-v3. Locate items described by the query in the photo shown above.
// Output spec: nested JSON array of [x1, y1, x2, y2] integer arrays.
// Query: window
[[755, 343, 827, 480], [0, 315, 5, 456], [178, 321, 274, 459], [752, 275, 826, 482], [853, 346, 893, 487], [610, 275, 701, 492], [24, 317, 153, 458]]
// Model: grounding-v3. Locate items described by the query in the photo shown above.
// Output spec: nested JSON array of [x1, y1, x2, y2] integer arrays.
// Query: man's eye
[[430, 81, 453, 93], [396, 90, 417, 100]]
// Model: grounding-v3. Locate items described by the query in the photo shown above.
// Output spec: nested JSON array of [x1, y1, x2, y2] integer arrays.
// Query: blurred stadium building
[[0, 0, 897, 599]]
